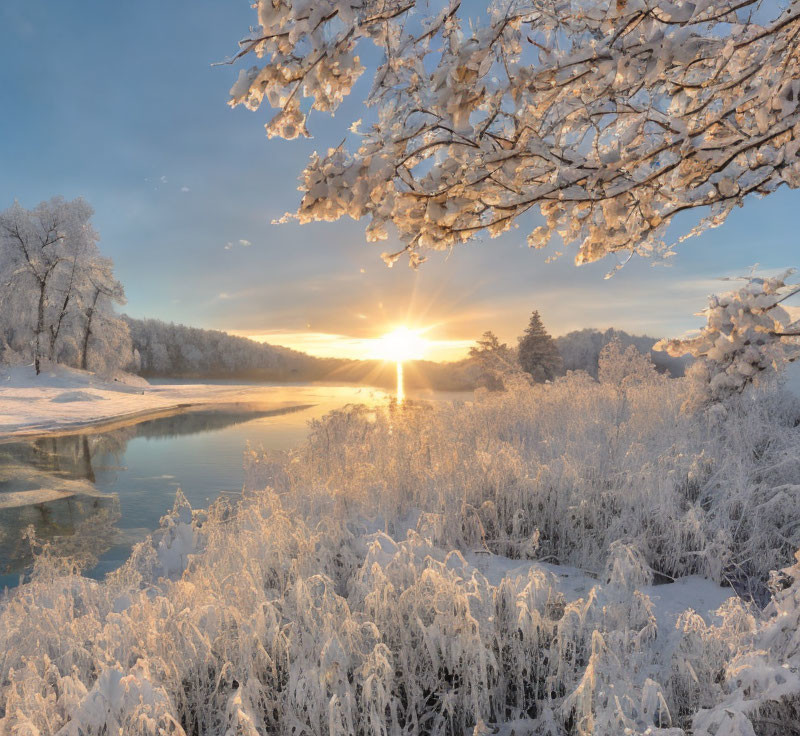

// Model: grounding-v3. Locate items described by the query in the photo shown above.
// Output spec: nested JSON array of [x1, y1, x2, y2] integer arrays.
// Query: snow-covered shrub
[[249, 372, 800, 595], [657, 271, 800, 407], [0, 490, 714, 736], [666, 551, 800, 736], [597, 338, 661, 388], [6, 483, 800, 735], [4, 372, 800, 734]]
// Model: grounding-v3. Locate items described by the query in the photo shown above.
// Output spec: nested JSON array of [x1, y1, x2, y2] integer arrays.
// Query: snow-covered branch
[[656, 269, 800, 403], [228, 0, 800, 266]]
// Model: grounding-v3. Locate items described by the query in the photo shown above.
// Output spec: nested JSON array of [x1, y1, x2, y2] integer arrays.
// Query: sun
[[375, 327, 428, 362]]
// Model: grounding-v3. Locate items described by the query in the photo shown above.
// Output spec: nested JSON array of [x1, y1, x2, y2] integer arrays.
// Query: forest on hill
[[125, 315, 688, 391]]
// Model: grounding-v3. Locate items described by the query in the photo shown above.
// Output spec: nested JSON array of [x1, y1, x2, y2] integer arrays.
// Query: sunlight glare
[[375, 327, 428, 363]]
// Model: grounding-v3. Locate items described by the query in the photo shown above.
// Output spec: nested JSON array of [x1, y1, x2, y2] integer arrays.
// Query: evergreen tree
[[469, 331, 516, 391], [517, 312, 563, 383]]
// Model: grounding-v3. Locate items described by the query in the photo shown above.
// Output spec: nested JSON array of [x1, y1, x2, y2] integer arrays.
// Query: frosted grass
[[3, 364, 800, 734]]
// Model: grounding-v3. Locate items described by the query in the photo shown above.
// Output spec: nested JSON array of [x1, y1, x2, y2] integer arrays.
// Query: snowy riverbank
[[0, 364, 328, 438]]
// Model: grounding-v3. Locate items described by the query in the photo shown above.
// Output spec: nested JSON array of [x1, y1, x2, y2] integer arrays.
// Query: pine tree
[[517, 312, 563, 382]]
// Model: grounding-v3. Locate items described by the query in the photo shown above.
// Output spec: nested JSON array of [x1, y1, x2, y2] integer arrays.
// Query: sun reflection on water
[[396, 361, 405, 404]]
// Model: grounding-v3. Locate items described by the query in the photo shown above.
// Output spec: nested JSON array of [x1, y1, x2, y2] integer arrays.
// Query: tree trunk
[[35, 281, 46, 375], [80, 289, 100, 371], [49, 291, 71, 362]]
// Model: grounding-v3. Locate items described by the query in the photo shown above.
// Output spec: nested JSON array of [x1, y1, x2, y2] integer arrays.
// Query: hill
[[124, 317, 475, 391]]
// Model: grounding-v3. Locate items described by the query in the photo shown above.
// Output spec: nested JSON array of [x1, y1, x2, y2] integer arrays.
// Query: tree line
[[469, 312, 690, 391], [126, 316, 319, 381]]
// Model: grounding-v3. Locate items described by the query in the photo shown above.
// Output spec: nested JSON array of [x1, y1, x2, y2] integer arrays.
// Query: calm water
[[0, 384, 466, 588]]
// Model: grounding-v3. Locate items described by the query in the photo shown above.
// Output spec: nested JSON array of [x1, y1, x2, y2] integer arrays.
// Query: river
[[0, 383, 469, 588]]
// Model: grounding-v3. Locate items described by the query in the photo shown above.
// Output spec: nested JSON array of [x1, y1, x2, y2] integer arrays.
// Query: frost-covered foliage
[[4, 369, 800, 733], [0, 492, 685, 735], [674, 550, 800, 735], [227, 0, 800, 267], [0, 197, 130, 376], [557, 327, 689, 378], [597, 338, 660, 387], [253, 366, 800, 597], [657, 271, 800, 405]]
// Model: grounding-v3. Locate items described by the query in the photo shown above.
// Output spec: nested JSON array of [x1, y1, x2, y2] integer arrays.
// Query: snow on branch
[[228, 0, 800, 266]]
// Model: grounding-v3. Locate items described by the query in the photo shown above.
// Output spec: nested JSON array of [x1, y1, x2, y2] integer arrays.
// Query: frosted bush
[[249, 369, 800, 595], [597, 338, 660, 388], [0, 491, 698, 735], [4, 369, 800, 734], [5, 486, 800, 734]]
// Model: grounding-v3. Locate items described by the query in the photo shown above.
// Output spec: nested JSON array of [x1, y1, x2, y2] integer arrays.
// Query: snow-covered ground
[[3, 364, 800, 734], [0, 364, 345, 437]]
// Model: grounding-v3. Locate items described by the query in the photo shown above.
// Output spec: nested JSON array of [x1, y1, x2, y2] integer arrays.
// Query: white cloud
[[225, 239, 252, 250], [180, 186, 190, 193]]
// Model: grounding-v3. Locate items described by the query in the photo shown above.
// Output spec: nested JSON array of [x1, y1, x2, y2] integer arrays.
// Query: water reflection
[[396, 362, 405, 404], [0, 405, 311, 581], [0, 385, 462, 588]]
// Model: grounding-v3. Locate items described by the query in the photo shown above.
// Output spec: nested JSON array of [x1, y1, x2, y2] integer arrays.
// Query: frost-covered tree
[[656, 270, 800, 404], [80, 257, 129, 373], [0, 198, 93, 373], [598, 338, 661, 387], [0, 198, 130, 375], [517, 311, 562, 381], [557, 327, 690, 378], [468, 330, 517, 390], [226, 0, 800, 267]]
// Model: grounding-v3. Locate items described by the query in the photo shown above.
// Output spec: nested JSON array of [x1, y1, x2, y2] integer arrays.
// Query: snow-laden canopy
[[227, 0, 800, 268]]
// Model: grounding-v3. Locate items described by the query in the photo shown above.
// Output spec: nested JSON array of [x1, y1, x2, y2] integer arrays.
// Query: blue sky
[[1, 1, 799, 360]]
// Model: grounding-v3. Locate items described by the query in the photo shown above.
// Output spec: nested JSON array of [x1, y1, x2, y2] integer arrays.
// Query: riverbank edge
[[0, 400, 317, 443]]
